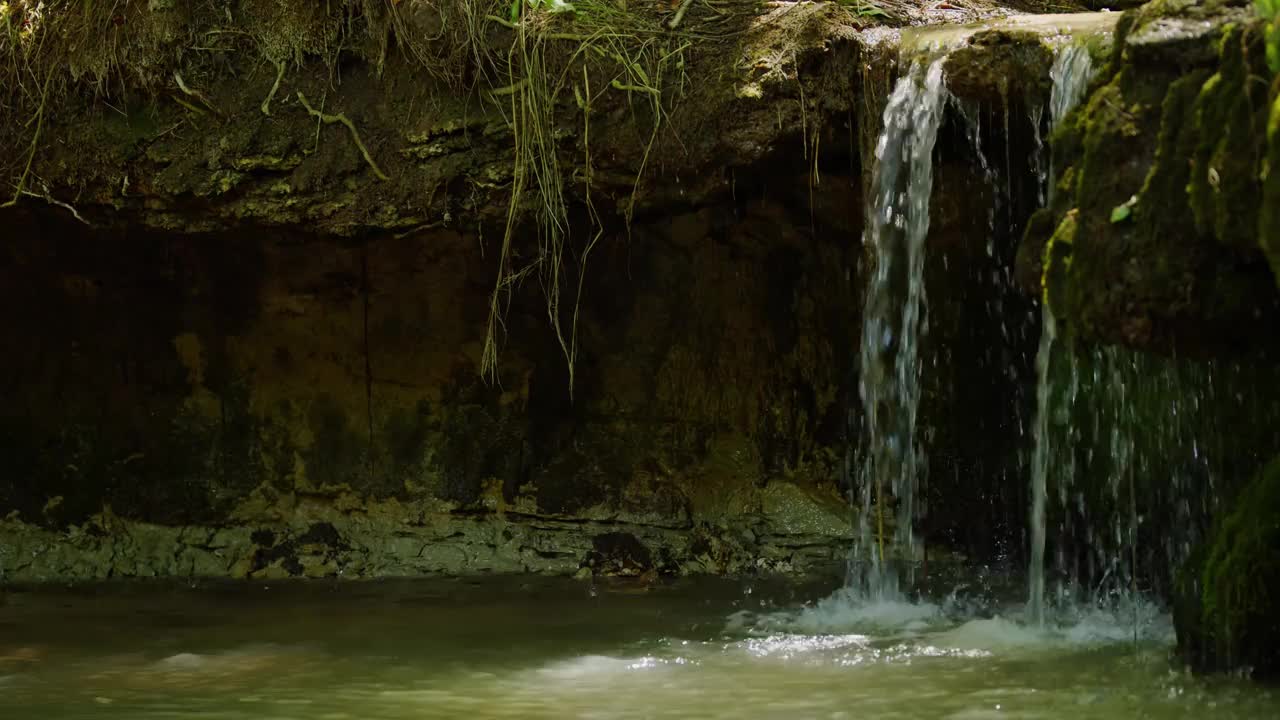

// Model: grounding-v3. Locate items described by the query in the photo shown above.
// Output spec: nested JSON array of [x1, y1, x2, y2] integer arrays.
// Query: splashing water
[[1027, 44, 1096, 626], [855, 58, 948, 599]]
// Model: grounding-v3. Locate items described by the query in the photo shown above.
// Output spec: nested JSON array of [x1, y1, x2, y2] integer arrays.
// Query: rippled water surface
[[1, 576, 1275, 719]]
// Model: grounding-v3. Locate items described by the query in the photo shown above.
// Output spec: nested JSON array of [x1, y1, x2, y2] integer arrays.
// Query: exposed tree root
[[20, 188, 90, 226], [296, 90, 391, 182], [261, 59, 286, 116], [174, 71, 222, 117], [669, 0, 697, 29]]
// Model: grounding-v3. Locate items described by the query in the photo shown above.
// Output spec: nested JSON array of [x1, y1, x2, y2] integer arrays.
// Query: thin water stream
[[856, 58, 947, 598], [1028, 43, 1097, 626], [2, 579, 1276, 719]]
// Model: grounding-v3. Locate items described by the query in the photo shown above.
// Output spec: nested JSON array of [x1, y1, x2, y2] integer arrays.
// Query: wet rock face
[[0, 161, 863, 581], [943, 29, 1054, 104], [1024, 0, 1280, 354]]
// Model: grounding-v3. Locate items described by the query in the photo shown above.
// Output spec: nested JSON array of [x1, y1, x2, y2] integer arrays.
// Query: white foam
[[536, 655, 659, 680], [742, 589, 942, 636], [1054, 601, 1175, 646], [155, 652, 208, 670], [730, 585, 1176, 659], [933, 617, 1048, 651], [740, 634, 870, 658]]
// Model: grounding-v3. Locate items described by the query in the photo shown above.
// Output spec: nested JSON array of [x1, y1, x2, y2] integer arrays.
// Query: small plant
[[835, 0, 889, 19]]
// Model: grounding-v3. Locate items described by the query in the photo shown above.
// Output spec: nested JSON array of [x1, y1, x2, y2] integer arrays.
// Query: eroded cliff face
[[0, 2, 880, 581], [0, 178, 872, 581], [0, 1, 871, 235]]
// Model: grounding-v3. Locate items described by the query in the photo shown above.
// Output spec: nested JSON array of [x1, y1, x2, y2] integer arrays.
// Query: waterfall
[[1027, 44, 1096, 625], [853, 58, 948, 599], [1023, 45, 1273, 625]]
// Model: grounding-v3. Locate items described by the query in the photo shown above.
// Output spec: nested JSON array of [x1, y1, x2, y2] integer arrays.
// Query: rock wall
[[0, 1, 883, 582], [0, 167, 871, 581]]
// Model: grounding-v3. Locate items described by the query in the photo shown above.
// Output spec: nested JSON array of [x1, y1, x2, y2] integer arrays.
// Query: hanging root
[[569, 64, 603, 402], [296, 91, 391, 181], [20, 188, 90, 226], [261, 59, 286, 116], [174, 72, 222, 117]]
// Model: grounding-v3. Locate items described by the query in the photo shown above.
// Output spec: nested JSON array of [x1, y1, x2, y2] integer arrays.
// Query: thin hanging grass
[[478, 2, 683, 396]]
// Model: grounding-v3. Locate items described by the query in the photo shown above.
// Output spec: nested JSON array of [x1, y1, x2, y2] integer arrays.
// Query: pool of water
[[1, 575, 1275, 719]]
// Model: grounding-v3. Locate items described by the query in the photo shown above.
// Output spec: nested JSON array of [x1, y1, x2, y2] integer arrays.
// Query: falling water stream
[[1028, 43, 1097, 626], [855, 58, 948, 599]]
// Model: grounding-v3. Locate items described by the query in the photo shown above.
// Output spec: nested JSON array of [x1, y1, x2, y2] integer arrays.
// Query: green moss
[[1042, 209, 1077, 314], [1029, 5, 1280, 351], [1195, 456, 1280, 678], [230, 154, 302, 172], [1142, 69, 1213, 217], [1261, 89, 1280, 284], [1073, 73, 1144, 211], [1187, 26, 1271, 249], [1016, 207, 1057, 292], [1054, 64, 1169, 342]]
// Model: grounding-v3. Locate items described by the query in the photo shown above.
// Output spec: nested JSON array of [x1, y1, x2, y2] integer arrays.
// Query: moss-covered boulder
[[1024, 0, 1280, 353], [943, 29, 1054, 103], [1176, 457, 1280, 680]]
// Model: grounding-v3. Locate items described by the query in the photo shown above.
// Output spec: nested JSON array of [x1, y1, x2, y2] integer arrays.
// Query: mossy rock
[[1123, 0, 1255, 67], [1015, 208, 1057, 295], [1186, 26, 1271, 251], [944, 30, 1054, 104], [1042, 210, 1077, 316], [1261, 89, 1280, 286], [1028, 3, 1280, 352], [1176, 457, 1280, 679]]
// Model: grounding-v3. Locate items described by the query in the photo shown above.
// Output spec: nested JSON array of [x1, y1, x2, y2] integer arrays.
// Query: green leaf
[[1110, 203, 1132, 223]]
